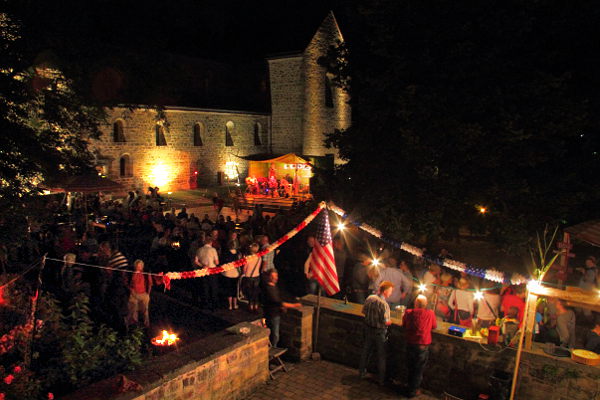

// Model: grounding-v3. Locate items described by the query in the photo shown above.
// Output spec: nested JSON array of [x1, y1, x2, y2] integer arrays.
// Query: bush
[[2, 290, 143, 397]]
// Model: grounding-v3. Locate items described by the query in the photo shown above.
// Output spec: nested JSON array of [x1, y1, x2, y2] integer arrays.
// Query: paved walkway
[[246, 360, 439, 400]]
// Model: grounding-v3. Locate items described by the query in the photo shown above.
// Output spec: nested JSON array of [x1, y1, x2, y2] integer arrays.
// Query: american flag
[[308, 209, 340, 296]]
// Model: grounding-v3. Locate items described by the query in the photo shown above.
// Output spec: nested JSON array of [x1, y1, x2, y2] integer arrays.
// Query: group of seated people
[[245, 175, 300, 197]]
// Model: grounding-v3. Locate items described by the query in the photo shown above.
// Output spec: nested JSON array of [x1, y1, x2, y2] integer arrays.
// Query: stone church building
[[91, 12, 350, 192]]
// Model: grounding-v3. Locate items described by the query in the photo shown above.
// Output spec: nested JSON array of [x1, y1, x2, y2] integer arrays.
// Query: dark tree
[[0, 12, 104, 206], [323, 0, 600, 252]]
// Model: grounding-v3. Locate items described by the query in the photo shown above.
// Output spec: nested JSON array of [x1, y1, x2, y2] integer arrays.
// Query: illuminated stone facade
[[92, 12, 350, 191], [91, 107, 270, 191], [268, 12, 350, 159]]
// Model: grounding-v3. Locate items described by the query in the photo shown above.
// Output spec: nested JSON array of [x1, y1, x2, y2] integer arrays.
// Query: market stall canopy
[[564, 219, 600, 247], [48, 175, 125, 193], [250, 153, 311, 165]]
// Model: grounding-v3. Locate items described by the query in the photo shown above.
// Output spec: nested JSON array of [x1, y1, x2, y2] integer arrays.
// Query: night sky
[[11, 0, 343, 62]]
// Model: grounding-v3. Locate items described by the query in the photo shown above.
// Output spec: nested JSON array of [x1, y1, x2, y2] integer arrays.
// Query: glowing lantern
[[151, 330, 179, 347]]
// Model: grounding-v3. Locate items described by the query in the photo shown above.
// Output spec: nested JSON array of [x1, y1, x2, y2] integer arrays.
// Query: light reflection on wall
[[148, 162, 171, 188], [224, 161, 239, 180]]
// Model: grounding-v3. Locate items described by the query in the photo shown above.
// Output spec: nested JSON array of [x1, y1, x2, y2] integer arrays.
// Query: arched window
[[324, 76, 334, 108], [225, 121, 234, 147], [193, 122, 204, 146], [113, 120, 125, 142], [155, 124, 167, 146], [119, 154, 132, 177], [253, 122, 262, 146]]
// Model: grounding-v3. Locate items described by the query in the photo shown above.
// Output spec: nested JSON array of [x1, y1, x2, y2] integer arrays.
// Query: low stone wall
[[63, 322, 269, 400], [298, 296, 600, 400], [279, 305, 314, 361]]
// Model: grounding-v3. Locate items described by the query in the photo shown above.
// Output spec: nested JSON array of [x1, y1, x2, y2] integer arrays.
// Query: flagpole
[[312, 286, 322, 360]]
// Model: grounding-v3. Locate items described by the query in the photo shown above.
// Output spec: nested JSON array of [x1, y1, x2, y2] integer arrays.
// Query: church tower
[[301, 11, 350, 161], [267, 11, 350, 161]]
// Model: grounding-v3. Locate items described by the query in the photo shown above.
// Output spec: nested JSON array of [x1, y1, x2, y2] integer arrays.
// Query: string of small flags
[[327, 202, 528, 286]]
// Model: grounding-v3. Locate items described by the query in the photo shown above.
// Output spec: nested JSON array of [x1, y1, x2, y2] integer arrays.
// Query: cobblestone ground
[[246, 360, 439, 400]]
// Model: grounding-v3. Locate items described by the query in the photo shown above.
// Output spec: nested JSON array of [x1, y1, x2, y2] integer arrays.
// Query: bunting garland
[[162, 201, 327, 288], [328, 202, 528, 286]]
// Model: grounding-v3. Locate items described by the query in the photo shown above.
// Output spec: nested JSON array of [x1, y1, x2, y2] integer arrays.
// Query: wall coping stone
[[62, 322, 269, 400], [301, 294, 600, 372]]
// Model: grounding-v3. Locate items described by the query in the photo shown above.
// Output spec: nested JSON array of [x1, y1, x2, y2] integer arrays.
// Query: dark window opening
[[156, 125, 167, 146], [119, 155, 132, 177], [254, 123, 262, 146], [113, 121, 125, 142], [225, 122, 234, 146], [324, 77, 334, 108], [194, 123, 203, 146]]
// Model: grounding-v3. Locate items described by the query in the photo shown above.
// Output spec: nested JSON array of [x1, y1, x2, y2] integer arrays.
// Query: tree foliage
[[323, 0, 600, 252], [0, 12, 104, 207], [0, 289, 143, 398]]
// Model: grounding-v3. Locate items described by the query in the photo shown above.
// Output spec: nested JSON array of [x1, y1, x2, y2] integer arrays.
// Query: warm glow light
[[479, 207, 487, 214], [337, 222, 346, 231], [418, 283, 427, 293], [527, 280, 544, 294], [149, 162, 171, 188], [371, 258, 380, 267], [474, 291, 484, 301], [151, 330, 179, 346], [224, 161, 239, 180]]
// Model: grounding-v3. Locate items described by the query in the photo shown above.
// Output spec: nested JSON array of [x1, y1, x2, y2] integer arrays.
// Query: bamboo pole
[[509, 290, 532, 400], [524, 293, 538, 350]]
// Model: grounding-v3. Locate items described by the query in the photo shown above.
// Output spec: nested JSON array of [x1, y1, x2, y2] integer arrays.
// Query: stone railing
[[284, 295, 600, 400], [63, 321, 269, 400]]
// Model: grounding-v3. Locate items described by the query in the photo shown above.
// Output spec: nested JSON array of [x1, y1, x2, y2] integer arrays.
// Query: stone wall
[[299, 296, 600, 400], [301, 12, 351, 161], [63, 322, 269, 400], [91, 107, 270, 191], [279, 305, 314, 361], [267, 55, 305, 155]]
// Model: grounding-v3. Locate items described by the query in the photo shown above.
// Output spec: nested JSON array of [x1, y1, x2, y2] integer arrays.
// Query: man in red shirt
[[402, 294, 437, 398], [127, 260, 153, 327], [501, 285, 526, 323]]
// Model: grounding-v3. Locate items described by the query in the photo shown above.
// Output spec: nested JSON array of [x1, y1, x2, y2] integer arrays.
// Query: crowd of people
[[1, 188, 325, 334], [3, 187, 599, 395], [345, 248, 600, 349]]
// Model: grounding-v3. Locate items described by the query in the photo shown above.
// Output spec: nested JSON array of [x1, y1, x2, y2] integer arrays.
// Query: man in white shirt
[[195, 237, 219, 310], [259, 235, 275, 271], [374, 257, 412, 307]]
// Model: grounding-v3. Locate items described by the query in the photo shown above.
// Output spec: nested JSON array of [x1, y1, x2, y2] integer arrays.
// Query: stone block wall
[[301, 12, 351, 161], [267, 55, 305, 155], [63, 322, 270, 400], [300, 296, 600, 400], [91, 107, 270, 191], [279, 305, 314, 361]]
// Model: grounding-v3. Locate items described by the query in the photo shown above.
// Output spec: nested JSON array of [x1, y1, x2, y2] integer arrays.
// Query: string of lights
[[328, 202, 529, 286]]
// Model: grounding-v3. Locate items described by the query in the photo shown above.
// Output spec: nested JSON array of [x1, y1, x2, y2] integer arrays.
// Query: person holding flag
[[305, 209, 340, 296]]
